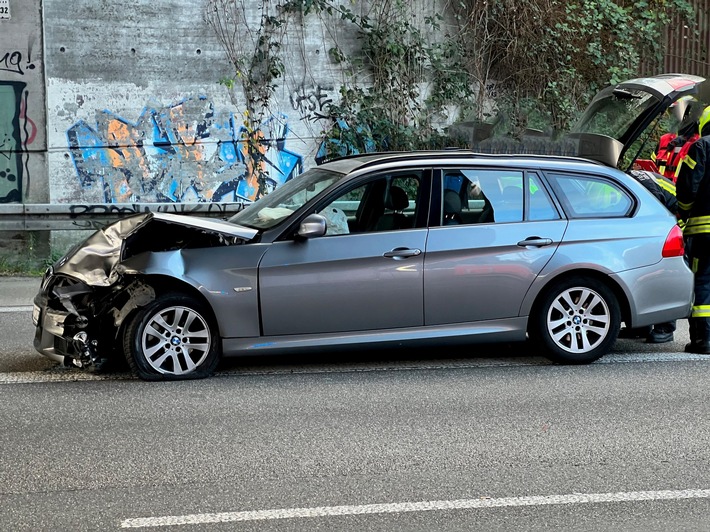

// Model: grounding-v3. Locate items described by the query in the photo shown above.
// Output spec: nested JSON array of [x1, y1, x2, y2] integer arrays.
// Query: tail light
[[661, 224, 685, 257]]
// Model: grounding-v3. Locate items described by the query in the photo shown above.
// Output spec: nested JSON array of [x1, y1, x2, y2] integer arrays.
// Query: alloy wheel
[[141, 305, 212, 375], [545, 286, 611, 354]]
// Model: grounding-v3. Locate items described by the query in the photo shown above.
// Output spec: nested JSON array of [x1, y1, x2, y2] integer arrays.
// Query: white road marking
[[2, 352, 709, 384], [121, 489, 710, 528], [0, 305, 33, 313], [0, 371, 133, 384]]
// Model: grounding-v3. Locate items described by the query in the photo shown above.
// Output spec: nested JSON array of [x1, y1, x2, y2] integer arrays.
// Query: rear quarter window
[[545, 172, 633, 218]]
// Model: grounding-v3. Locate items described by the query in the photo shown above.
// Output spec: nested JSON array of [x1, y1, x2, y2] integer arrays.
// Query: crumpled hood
[[52, 212, 258, 287]]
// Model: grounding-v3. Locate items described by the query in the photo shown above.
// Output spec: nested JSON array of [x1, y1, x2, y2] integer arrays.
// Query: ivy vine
[[206, 0, 697, 167]]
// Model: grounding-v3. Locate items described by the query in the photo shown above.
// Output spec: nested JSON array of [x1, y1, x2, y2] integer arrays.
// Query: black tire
[[532, 276, 620, 364], [123, 293, 220, 381]]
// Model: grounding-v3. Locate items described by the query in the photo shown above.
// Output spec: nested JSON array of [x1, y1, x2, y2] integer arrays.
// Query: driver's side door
[[257, 171, 429, 336]]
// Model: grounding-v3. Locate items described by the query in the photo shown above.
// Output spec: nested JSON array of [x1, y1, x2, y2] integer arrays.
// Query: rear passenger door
[[424, 167, 568, 325]]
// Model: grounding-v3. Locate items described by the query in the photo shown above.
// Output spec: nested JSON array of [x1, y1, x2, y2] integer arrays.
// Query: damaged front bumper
[[33, 300, 96, 367], [33, 268, 155, 369], [33, 269, 103, 368], [32, 211, 253, 369]]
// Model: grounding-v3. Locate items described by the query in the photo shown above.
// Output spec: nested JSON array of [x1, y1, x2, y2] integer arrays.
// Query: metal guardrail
[[0, 202, 247, 231]]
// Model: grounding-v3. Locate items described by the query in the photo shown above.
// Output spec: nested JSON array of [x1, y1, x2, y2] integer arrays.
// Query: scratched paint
[[66, 96, 303, 204]]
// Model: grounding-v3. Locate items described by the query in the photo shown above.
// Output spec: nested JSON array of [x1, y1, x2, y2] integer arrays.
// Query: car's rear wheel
[[124, 293, 220, 381], [533, 276, 620, 364]]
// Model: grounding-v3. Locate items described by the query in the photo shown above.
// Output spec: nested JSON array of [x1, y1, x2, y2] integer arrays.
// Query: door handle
[[383, 247, 422, 259], [517, 237, 553, 248]]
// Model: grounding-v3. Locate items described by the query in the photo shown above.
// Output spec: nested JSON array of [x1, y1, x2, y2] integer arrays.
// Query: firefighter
[[676, 105, 710, 353], [652, 97, 701, 182]]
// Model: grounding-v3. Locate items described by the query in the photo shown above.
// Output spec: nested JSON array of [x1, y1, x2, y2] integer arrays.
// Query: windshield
[[572, 88, 661, 139], [228, 168, 344, 229]]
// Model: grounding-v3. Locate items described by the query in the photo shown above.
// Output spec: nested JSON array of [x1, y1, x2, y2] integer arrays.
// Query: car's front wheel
[[533, 276, 620, 364], [124, 293, 220, 381]]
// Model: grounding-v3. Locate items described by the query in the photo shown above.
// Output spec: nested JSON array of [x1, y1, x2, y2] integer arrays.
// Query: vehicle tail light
[[662, 224, 685, 257]]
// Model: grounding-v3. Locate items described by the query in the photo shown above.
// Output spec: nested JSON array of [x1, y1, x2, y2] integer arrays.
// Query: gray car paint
[[32, 152, 694, 371]]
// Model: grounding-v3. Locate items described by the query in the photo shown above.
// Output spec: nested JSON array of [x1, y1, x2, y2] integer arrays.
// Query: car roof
[[320, 149, 613, 175]]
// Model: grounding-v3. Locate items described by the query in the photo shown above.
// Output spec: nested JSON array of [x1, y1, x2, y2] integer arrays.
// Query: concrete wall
[[0, 0, 380, 263], [0, 0, 48, 204], [42, 0, 355, 209], [0, 0, 431, 217]]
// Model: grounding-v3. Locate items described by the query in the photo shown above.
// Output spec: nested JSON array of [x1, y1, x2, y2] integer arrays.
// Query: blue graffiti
[[66, 97, 303, 203]]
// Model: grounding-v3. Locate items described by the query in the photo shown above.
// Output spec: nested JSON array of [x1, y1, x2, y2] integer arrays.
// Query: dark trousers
[[687, 236, 710, 343]]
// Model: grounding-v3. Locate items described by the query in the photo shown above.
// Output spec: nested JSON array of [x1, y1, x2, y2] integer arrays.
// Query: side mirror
[[297, 213, 327, 239]]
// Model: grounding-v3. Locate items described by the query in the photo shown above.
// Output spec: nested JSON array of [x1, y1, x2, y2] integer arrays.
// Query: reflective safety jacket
[[652, 132, 677, 178], [676, 106, 710, 234], [653, 133, 700, 182], [670, 133, 700, 181], [676, 136, 710, 235]]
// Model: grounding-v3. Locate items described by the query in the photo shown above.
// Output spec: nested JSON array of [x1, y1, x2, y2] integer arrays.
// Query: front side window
[[316, 172, 422, 236], [546, 172, 633, 218]]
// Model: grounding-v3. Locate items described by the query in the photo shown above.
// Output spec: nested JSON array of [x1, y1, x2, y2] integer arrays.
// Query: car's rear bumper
[[612, 256, 693, 328]]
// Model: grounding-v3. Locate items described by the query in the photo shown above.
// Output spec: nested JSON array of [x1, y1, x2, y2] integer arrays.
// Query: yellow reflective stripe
[[692, 258, 699, 273], [659, 164, 667, 174], [685, 215, 710, 226], [656, 179, 676, 196], [684, 154, 697, 169], [683, 216, 710, 235], [692, 305, 710, 318], [674, 162, 684, 179], [651, 152, 657, 162], [700, 106, 710, 134], [678, 201, 694, 211], [678, 219, 686, 230], [683, 225, 710, 235]]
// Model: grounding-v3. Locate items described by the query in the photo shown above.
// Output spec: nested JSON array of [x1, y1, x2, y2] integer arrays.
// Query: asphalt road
[[0, 276, 699, 376], [3, 277, 710, 531]]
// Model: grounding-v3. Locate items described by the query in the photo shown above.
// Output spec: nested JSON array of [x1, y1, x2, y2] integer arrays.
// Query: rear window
[[546, 173, 633, 218]]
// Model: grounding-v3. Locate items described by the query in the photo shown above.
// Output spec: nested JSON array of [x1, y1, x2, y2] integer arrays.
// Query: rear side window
[[546, 172, 633, 218], [440, 169, 524, 225], [528, 173, 559, 221]]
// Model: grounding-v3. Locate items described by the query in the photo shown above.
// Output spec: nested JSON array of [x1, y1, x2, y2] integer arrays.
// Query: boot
[[647, 329, 674, 344], [684, 341, 710, 354], [646, 321, 675, 344], [685, 318, 710, 354]]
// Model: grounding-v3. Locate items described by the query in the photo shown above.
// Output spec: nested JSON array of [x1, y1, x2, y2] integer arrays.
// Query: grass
[[0, 232, 67, 277], [0, 256, 53, 277]]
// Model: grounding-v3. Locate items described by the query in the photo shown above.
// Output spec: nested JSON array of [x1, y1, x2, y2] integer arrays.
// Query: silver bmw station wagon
[[32, 74, 702, 380]]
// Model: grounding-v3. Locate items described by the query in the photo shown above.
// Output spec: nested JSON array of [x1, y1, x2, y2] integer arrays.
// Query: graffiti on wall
[[67, 202, 245, 230], [290, 84, 333, 122], [0, 49, 36, 76], [0, 45, 39, 203], [0, 80, 26, 203], [66, 96, 304, 203]]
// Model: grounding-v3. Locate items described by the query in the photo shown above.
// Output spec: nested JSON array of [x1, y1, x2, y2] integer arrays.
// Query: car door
[[258, 171, 429, 336], [424, 168, 567, 325]]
